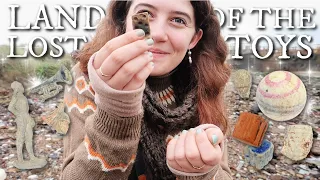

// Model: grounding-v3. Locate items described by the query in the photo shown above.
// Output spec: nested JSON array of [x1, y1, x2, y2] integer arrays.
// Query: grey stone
[[265, 167, 277, 174], [270, 175, 289, 180], [250, 103, 261, 114], [27, 175, 39, 180], [305, 157, 320, 168], [311, 140, 320, 156], [0, 168, 6, 180], [48, 153, 59, 159], [0, 121, 7, 129], [298, 169, 310, 175]]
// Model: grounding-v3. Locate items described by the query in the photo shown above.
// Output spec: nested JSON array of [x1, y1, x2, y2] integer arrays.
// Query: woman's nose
[[149, 20, 168, 42]]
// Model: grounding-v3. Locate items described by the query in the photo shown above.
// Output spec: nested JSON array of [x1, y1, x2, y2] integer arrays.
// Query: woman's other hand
[[166, 124, 225, 173], [93, 29, 154, 91]]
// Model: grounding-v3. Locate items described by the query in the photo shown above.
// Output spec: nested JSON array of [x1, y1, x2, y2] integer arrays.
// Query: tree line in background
[[0, 45, 75, 85]]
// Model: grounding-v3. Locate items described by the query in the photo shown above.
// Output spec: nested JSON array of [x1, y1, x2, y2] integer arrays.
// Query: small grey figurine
[[8, 81, 47, 169]]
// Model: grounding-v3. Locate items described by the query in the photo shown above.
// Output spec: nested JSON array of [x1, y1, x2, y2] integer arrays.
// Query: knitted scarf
[[137, 66, 200, 180]]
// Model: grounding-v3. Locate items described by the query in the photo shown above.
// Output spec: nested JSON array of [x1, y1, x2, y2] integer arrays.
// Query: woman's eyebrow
[[170, 11, 192, 22], [133, 3, 156, 11], [133, 3, 192, 22]]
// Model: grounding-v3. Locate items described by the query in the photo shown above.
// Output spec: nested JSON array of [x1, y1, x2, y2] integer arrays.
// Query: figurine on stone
[[231, 69, 252, 99], [42, 100, 70, 135], [8, 81, 47, 169]]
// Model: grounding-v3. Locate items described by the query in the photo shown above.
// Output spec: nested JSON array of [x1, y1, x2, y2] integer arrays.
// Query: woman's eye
[[172, 18, 186, 25]]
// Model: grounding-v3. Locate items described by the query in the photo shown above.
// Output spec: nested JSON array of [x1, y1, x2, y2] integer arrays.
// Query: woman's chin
[[149, 65, 174, 77], [149, 66, 166, 77], [149, 69, 162, 77]]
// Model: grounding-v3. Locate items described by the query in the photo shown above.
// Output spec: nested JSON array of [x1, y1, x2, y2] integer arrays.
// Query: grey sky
[[0, 0, 319, 53]]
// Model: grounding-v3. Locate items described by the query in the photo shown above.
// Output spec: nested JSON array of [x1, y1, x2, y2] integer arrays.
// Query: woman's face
[[126, 0, 203, 76]]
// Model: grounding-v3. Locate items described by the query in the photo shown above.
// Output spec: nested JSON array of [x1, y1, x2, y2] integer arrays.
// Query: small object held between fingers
[[99, 66, 112, 78], [191, 164, 205, 170], [132, 12, 151, 39]]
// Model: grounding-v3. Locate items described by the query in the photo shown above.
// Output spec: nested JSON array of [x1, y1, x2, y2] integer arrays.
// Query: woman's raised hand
[[166, 124, 225, 173], [93, 29, 154, 91]]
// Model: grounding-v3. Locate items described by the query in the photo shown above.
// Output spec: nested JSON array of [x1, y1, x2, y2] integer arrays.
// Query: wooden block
[[232, 112, 268, 147]]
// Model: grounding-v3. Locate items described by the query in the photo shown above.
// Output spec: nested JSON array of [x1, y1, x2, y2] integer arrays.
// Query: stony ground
[[0, 73, 319, 180]]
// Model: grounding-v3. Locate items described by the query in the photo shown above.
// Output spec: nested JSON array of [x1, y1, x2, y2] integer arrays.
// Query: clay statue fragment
[[42, 101, 70, 134], [281, 125, 313, 161], [231, 69, 252, 99]]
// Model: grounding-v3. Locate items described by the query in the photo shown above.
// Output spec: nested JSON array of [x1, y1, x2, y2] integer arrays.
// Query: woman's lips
[[149, 49, 169, 59], [150, 52, 168, 59]]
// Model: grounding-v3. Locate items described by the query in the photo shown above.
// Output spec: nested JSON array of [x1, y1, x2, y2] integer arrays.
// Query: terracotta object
[[232, 112, 268, 147], [256, 71, 307, 121], [231, 69, 252, 99], [42, 101, 70, 134], [281, 125, 313, 161], [8, 81, 47, 170], [132, 12, 151, 39], [244, 139, 274, 170]]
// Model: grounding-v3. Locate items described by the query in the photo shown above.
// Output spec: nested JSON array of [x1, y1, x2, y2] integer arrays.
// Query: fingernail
[[182, 130, 188, 134], [150, 62, 155, 68], [148, 52, 153, 59], [145, 38, 154, 46], [174, 135, 179, 139], [212, 135, 218, 145], [136, 29, 145, 37], [190, 128, 195, 132], [196, 128, 203, 135]]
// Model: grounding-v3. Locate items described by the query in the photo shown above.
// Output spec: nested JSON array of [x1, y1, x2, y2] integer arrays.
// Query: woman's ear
[[189, 29, 203, 49]]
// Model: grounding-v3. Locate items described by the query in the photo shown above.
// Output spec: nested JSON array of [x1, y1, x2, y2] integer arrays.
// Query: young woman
[[61, 0, 232, 179]]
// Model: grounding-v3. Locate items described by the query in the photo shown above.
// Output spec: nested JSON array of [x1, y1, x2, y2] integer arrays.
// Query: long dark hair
[[76, 1, 231, 134]]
